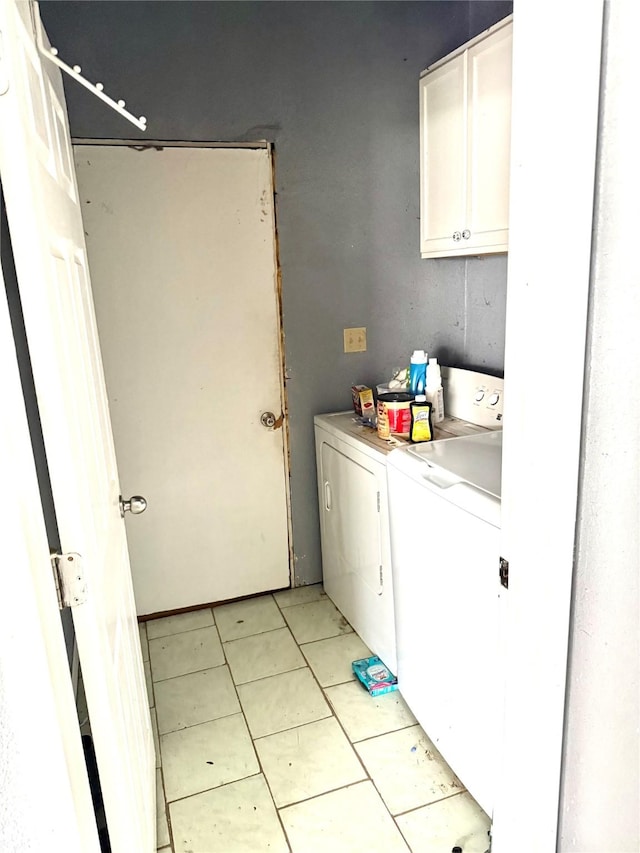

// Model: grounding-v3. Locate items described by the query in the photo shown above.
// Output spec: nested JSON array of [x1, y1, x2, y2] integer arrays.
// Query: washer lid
[[403, 430, 503, 499]]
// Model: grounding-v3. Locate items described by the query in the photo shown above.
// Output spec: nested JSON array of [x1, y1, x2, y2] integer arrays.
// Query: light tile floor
[[141, 585, 491, 853]]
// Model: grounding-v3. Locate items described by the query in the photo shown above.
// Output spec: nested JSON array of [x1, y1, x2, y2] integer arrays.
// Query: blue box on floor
[[352, 656, 398, 697]]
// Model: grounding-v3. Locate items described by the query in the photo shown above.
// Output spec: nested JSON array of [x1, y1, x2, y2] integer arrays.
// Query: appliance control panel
[[441, 366, 504, 429]]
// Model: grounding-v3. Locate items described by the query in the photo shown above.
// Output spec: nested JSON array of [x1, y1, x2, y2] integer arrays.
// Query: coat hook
[[34, 1, 148, 132]]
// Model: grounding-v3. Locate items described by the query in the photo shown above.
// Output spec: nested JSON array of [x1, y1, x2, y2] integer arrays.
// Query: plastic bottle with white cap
[[425, 357, 445, 423]]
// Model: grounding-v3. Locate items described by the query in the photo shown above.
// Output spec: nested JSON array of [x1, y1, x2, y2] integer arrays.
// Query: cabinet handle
[[452, 231, 462, 242], [324, 481, 332, 511], [462, 229, 470, 239]]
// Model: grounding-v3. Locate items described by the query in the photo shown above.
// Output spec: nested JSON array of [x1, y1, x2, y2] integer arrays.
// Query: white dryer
[[314, 367, 503, 677], [314, 412, 398, 671]]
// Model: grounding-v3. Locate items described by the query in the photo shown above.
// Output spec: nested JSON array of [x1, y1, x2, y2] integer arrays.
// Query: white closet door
[[75, 144, 291, 614]]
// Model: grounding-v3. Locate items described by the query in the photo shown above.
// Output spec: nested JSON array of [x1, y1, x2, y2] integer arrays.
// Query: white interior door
[[74, 144, 291, 615], [0, 2, 154, 850], [0, 264, 100, 853]]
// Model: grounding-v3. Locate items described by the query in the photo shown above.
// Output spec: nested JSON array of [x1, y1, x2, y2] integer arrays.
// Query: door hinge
[[379, 565, 383, 588], [376, 491, 381, 513], [51, 552, 87, 609], [499, 556, 509, 589]]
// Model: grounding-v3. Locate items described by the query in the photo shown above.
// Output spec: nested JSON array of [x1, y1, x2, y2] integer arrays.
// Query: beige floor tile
[[238, 667, 331, 738], [273, 583, 327, 608], [151, 707, 161, 768], [155, 665, 240, 734], [170, 774, 288, 853], [144, 660, 154, 708], [282, 599, 353, 644], [396, 791, 491, 852], [255, 716, 366, 807], [146, 608, 215, 640], [138, 622, 149, 662], [325, 680, 416, 742], [355, 725, 464, 815], [156, 768, 170, 849], [214, 596, 284, 642], [161, 713, 259, 802], [149, 626, 224, 682], [280, 780, 409, 853], [300, 632, 372, 687], [224, 627, 305, 685]]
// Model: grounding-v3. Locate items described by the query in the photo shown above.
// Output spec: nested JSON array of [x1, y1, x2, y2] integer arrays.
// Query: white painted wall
[[558, 1, 640, 849]]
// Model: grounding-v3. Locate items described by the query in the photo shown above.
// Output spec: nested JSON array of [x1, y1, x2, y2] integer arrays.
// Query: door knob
[[261, 412, 276, 428], [119, 495, 147, 517]]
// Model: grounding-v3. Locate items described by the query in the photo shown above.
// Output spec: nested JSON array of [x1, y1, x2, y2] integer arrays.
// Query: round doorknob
[[462, 229, 471, 239], [120, 495, 147, 517], [261, 411, 276, 428], [452, 231, 462, 242]]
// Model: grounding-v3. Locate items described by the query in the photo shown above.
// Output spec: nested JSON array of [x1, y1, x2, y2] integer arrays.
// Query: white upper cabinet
[[420, 16, 513, 258]]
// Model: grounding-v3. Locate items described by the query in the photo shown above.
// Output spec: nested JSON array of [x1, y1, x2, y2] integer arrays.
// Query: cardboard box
[[351, 385, 375, 419]]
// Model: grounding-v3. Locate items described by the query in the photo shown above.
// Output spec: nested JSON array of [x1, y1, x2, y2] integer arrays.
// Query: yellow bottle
[[409, 396, 434, 443]]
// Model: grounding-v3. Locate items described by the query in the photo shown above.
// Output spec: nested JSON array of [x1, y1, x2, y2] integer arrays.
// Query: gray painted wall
[[40, 0, 512, 585], [558, 1, 639, 848]]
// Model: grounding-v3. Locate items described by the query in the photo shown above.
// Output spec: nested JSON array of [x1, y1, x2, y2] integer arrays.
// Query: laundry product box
[[351, 385, 374, 419]]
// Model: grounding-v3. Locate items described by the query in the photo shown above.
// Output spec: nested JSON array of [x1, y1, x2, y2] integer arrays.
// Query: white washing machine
[[314, 367, 503, 677], [387, 428, 505, 817]]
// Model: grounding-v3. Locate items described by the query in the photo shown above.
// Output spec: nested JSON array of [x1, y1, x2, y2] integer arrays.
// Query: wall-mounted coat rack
[[33, 0, 147, 131]]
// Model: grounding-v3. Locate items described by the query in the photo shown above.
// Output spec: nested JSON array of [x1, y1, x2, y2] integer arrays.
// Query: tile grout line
[[158, 708, 245, 738], [160, 600, 294, 852], [158, 609, 229, 853], [145, 607, 216, 641], [283, 599, 429, 850], [148, 590, 455, 852], [232, 596, 353, 851], [204, 590, 362, 848], [163, 770, 262, 808], [273, 609, 384, 839], [392, 787, 469, 819]]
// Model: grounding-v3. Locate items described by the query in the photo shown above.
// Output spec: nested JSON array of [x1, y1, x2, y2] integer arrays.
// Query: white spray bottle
[[425, 357, 445, 423]]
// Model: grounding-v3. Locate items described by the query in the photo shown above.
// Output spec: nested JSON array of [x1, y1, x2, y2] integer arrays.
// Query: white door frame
[[0, 264, 100, 852], [492, 2, 604, 850]]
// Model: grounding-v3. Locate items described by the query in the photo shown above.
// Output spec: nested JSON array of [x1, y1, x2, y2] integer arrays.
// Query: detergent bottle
[[409, 350, 427, 396]]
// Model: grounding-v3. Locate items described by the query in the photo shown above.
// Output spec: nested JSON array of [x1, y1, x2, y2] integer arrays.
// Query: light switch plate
[[344, 327, 367, 353]]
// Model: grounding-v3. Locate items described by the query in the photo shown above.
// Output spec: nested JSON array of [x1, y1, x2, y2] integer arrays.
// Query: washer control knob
[[475, 390, 485, 402], [488, 393, 500, 406]]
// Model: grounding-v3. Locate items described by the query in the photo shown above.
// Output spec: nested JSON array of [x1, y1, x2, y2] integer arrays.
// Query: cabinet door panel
[[419, 17, 512, 259], [466, 22, 513, 251], [419, 55, 467, 256], [320, 441, 384, 609]]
